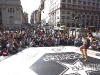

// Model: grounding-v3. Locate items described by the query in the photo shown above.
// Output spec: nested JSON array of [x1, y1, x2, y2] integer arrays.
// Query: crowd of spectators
[[0, 29, 100, 56]]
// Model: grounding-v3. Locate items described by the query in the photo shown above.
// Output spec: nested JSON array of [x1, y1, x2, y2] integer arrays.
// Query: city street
[[0, 46, 100, 75], [0, 0, 100, 75]]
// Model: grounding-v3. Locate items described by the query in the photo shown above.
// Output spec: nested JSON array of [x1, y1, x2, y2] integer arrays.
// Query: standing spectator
[[67, 36, 73, 46]]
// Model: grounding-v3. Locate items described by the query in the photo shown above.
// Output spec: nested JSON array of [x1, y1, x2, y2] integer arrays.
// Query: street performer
[[80, 32, 93, 62]]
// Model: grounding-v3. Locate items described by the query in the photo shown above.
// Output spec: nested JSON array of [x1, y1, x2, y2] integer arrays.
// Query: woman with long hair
[[80, 32, 93, 61]]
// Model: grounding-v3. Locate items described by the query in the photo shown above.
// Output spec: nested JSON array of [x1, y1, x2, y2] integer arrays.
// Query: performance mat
[[0, 46, 100, 75]]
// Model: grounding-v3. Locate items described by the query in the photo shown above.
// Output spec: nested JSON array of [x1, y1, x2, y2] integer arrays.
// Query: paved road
[[0, 46, 100, 75]]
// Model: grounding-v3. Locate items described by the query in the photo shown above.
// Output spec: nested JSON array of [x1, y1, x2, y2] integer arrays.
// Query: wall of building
[[41, 0, 50, 26], [24, 12, 28, 23], [0, 0, 25, 28], [48, 0, 100, 29], [30, 12, 34, 24]]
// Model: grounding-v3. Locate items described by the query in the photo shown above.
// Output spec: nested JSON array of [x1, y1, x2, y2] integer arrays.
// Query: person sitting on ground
[[20, 38, 26, 48], [30, 39, 36, 47], [89, 41, 97, 50], [13, 39, 18, 52], [6, 40, 18, 54]]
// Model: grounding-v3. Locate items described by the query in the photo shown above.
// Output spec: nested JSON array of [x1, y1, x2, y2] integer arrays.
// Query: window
[[92, 3, 95, 6], [96, 3, 99, 7], [77, 6, 81, 9], [82, 15, 85, 18], [67, 16, 70, 20], [97, 0, 100, 2], [67, 0, 71, 3], [8, 8, 9, 12], [62, 16, 65, 19], [95, 16, 98, 19], [62, 4, 66, 8], [10, 8, 12, 12], [8, 8, 14, 13], [83, 1, 86, 5], [87, 15, 90, 18], [78, 1, 81, 4], [66, 23, 70, 27], [13, 8, 14, 12], [62, 10, 66, 14], [87, 7, 91, 10], [62, 0, 66, 2], [73, 0, 76, 4], [72, 23, 75, 27], [88, 2, 91, 6], [67, 11, 70, 14], [72, 13, 75, 17]]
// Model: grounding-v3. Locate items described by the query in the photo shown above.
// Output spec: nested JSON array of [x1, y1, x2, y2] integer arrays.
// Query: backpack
[[2, 50, 8, 56]]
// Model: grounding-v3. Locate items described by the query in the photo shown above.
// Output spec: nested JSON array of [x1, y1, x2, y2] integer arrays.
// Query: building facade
[[30, 11, 34, 25], [0, 0, 25, 29], [42, 0, 100, 30], [24, 12, 28, 23], [41, 0, 50, 26], [33, 10, 38, 24]]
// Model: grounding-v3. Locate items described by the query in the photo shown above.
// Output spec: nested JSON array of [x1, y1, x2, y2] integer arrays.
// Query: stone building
[[0, 0, 25, 29], [41, 0, 100, 31], [24, 12, 28, 23], [30, 11, 34, 25]]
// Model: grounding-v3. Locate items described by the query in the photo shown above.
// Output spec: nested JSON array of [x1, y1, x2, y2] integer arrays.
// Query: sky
[[21, 0, 41, 22]]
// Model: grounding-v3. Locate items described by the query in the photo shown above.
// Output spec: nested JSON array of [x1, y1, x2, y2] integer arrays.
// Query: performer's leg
[[80, 46, 85, 58], [84, 49, 88, 61]]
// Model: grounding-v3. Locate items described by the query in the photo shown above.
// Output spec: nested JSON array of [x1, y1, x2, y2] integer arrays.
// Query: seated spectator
[[74, 39, 79, 47], [30, 39, 36, 47], [7, 40, 18, 54], [96, 46, 100, 51], [1, 36, 7, 51], [38, 42, 44, 47], [67, 37, 73, 46], [89, 41, 97, 50], [13, 39, 18, 52], [20, 38, 26, 48]]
